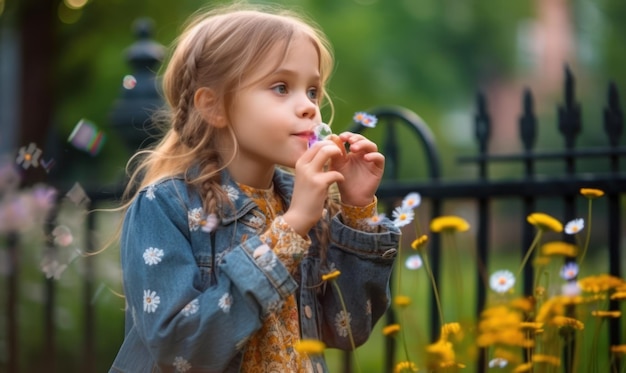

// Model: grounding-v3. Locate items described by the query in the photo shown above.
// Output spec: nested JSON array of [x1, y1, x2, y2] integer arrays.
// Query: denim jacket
[[110, 167, 400, 372]]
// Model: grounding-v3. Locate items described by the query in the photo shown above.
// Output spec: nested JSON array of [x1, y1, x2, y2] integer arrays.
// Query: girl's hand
[[330, 132, 384, 207], [283, 141, 345, 236]]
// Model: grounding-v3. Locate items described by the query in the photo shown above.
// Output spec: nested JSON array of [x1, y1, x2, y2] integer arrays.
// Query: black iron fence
[[2, 67, 625, 372], [348, 67, 626, 372]]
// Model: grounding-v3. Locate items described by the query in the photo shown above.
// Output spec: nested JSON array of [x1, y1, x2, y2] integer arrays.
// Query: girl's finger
[[308, 141, 343, 170], [315, 170, 345, 186], [363, 152, 385, 169], [337, 132, 377, 153]]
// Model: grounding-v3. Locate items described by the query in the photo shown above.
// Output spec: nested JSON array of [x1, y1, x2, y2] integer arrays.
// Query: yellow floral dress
[[238, 183, 376, 372]]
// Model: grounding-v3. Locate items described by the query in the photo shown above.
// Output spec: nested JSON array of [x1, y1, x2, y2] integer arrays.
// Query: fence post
[[474, 92, 491, 371], [605, 82, 624, 370], [5, 232, 19, 373], [520, 88, 538, 299], [557, 66, 581, 373], [349, 106, 442, 372]]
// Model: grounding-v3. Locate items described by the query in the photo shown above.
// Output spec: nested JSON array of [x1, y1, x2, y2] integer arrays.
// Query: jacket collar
[[219, 167, 294, 224]]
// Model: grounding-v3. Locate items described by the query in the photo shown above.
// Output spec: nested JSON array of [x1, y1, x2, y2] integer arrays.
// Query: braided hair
[[122, 2, 336, 236]]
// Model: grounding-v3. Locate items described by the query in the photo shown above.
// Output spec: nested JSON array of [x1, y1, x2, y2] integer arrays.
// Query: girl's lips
[[294, 131, 314, 138], [294, 131, 315, 141]]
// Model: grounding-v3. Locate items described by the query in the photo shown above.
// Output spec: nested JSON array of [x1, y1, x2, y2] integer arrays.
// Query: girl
[[110, 2, 400, 372]]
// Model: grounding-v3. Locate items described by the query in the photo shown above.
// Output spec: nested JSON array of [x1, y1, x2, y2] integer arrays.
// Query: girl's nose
[[297, 93, 317, 119]]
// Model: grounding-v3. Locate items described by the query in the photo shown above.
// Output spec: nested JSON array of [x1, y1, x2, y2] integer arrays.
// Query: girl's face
[[226, 34, 322, 186]]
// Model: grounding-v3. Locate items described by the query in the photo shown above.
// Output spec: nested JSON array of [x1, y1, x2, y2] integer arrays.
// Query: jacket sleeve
[[317, 214, 400, 349], [119, 183, 297, 372]]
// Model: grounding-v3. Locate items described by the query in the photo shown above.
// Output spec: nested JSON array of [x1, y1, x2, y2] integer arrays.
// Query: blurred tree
[[4, 0, 625, 187], [5, 0, 60, 186]]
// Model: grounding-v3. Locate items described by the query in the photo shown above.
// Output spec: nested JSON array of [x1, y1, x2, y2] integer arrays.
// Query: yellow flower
[[610, 291, 626, 300], [477, 306, 533, 348], [509, 297, 534, 312], [578, 274, 625, 293], [383, 323, 401, 337], [532, 354, 561, 366], [394, 295, 411, 308], [611, 345, 626, 355], [551, 316, 584, 330], [580, 188, 604, 199], [526, 212, 563, 232], [541, 241, 578, 257], [410, 234, 429, 250], [294, 339, 326, 355], [430, 215, 470, 233], [439, 361, 466, 368], [425, 339, 455, 369], [535, 297, 564, 323], [441, 322, 461, 340], [321, 270, 341, 281], [493, 347, 521, 365], [533, 256, 551, 266], [535, 286, 546, 298], [513, 363, 533, 372], [519, 322, 543, 330], [394, 361, 419, 372], [591, 310, 621, 318]]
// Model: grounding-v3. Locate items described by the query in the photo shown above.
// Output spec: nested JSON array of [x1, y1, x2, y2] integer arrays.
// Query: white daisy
[[143, 290, 160, 313], [181, 299, 199, 316], [488, 358, 508, 368], [401, 192, 421, 210], [248, 215, 264, 227], [489, 270, 515, 293], [173, 356, 191, 372], [145, 184, 156, 200], [564, 218, 584, 235], [188, 207, 204, 231], [218, 293, 232, 313], [366, 213, 386, 227], [392, 206, 414, 228], [201, 213, 219, 233], [405, 254, 423, 270], [143, 247, 164, 266], [334, 310, 352, 338], [256, 251, 277, 271], [562, 281, 581, 296], [253, 244, 270, 259], [223, 184, 239, 202], [560, 262, 579, 280]]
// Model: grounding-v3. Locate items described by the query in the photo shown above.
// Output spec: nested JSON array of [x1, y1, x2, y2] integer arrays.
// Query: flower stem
[[395, 243, 403, 301], [446, 232, 464, 320], [331, 280, 361, 373], [422, 250, 444, 328], [579, 199, 593, 266], [516, 230, 543, 279], [398, 309, 412, 363]]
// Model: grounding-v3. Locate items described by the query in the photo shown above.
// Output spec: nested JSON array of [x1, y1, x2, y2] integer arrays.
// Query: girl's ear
[[194, 87, 227, 128]]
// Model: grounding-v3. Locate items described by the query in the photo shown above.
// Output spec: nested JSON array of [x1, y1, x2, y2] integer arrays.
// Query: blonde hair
[[122, 2, 335, 217]]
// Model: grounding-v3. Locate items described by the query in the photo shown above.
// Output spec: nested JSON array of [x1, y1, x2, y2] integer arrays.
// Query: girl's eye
[[307, 88, 318, 100], [272, 84, 288, 94]]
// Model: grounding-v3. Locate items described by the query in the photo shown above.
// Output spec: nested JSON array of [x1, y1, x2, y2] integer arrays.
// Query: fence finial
[[520, 88, 537, 152], [558, 65, 581, 149], [474, 92, 490, 154]]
